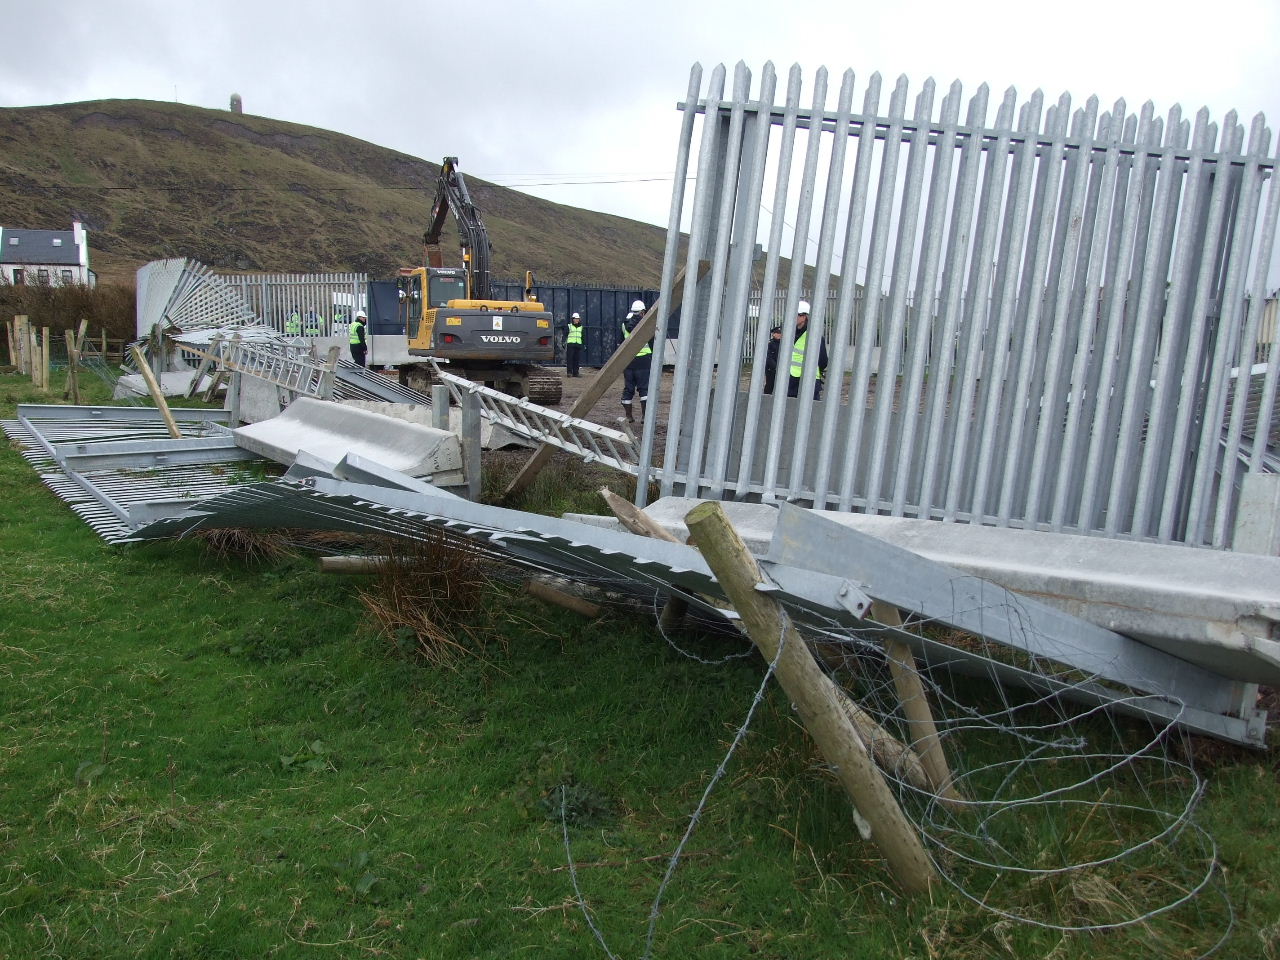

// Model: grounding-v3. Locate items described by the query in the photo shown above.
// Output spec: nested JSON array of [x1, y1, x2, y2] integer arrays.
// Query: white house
[[0, 221, 95, 286]]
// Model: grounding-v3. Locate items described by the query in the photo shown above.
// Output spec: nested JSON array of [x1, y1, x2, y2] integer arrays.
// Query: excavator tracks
[[523, 366, 563, 406]]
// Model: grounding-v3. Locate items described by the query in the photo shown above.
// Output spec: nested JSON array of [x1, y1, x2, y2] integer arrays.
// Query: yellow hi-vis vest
[[790, 330, 818, 378], [349, 320, 365, 345], [567, 323, 583, 345], [623, 323, 651, 357], [285, 313, 301, 334]]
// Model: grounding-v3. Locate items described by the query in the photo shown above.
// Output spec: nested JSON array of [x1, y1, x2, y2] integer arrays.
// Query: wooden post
[[185, 333, 222, 399], [599, 486, 680, 543], [28, 324, 38, 383], [525, 579, 602, 618], [685, 501, 937, 896], [41, 326, 52, 391], [502, 261, 709, 502], [4, 318, 14, 368], [598, 485, 689, 630], [15, 315, 29, 373], [871, 601, 962, 805], [129, 345, 183, 439], [63, 329, 81, 405]]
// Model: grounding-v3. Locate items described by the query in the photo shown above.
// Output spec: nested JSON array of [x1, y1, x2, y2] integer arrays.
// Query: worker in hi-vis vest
[[285, 307, 302, 336], [765, 299, 827, 400], [565, 312, 585, 378], [349, 310, 368, 367], [620, 300, 651, 422]]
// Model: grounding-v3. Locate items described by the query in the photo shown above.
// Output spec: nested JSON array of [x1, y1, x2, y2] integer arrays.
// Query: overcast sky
[[2, 0, 1277, 231]]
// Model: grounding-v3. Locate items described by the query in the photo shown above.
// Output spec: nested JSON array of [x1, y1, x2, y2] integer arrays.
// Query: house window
[[52, 238, 62, 247], [37, 268, 50, 283], [11, 268, 23, 285], [61, 269, 74, 284], [7, 237, 17, 245]]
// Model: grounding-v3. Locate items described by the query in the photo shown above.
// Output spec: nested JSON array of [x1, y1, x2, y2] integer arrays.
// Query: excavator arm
[[423, 156, 492, 301]]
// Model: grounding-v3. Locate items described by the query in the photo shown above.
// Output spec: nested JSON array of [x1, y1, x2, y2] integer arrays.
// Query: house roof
[[0, 229, 82, 266]]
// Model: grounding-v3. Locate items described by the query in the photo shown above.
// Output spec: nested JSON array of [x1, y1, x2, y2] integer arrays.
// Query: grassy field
[[1, 370, 1278, 959]]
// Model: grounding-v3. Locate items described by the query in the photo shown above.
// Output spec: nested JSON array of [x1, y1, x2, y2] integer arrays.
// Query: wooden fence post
[[685, 501, 937, 896], [871, 601, 962, 805], [598, 486, 690, 630], [41, 326, 51, 392], [64, 329, 81, 405], [15, 315, 29, 373], [129, 345, 182, 439]]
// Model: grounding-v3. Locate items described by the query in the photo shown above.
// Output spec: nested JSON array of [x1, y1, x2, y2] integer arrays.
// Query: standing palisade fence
[[637, 62, 1280, 548], [218, 272, 367, 337]]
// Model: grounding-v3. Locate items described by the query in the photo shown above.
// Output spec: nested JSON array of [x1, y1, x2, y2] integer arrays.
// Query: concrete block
[[338, 400, 534, 451], [233, 397, 462, 480]]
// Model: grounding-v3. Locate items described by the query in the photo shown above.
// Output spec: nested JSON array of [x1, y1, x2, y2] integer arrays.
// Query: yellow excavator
[[399, 156, 562, 404]]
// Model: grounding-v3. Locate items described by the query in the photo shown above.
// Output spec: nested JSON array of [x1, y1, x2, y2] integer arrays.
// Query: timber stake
[[685, 501, 937, 896]]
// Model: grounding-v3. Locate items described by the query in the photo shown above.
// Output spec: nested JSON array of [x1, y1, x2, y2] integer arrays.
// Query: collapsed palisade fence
[[637, 62, 1280, 548]]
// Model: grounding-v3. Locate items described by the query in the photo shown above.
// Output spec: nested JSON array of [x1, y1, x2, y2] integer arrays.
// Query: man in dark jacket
[[764, 300, 826, 400]]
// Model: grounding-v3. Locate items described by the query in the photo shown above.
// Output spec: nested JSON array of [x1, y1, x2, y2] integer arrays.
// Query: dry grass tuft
[[358, 530, 498, 668], [193, 527, 299, 563]]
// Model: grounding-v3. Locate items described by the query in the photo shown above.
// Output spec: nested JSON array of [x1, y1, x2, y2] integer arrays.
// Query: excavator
[[399, 156, 562, 404]]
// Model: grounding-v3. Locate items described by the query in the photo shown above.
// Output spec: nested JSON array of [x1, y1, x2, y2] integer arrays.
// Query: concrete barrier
[[233, 397, 462, 481]]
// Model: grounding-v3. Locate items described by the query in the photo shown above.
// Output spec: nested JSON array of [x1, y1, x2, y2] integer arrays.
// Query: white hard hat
[[571, 312, 581, 319], [630, 299, 646, 313], [355, 310, 368, 319], [797, 300, 811, 315]]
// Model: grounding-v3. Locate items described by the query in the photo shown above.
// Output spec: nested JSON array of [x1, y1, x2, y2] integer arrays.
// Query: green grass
[[2, 371, 1278, 959]]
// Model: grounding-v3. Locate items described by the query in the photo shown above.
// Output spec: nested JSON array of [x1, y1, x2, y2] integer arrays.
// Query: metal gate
[[636, 63, 1280, 548]]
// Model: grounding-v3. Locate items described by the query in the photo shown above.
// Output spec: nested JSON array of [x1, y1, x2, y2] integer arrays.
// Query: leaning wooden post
[[129, 344, 183, 439], [871, 601, 962, 807], [599, 486, 690, 630], [63, 329, 81, 404], [685, 501, 937, 896], [501, 261, 709, 502]]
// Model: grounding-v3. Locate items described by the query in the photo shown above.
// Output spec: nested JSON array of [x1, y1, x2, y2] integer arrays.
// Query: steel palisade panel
[[637, 63, 1280, 548]]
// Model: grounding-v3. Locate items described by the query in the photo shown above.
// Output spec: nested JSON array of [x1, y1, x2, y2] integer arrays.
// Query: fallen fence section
[[137, 259, 260, 335], [6, 407, 1258, 745], [2, 404, 248, 542], [638, 63, 1280, 550], [572, 496, 1280, 688], [3, 408, 1235, 943], [434, 366, 639, 475]]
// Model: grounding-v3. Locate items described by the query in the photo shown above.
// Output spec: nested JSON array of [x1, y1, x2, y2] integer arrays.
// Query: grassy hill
[[0, 100, 670, 288]]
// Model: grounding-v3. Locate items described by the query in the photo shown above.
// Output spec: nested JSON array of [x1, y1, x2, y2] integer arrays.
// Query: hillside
[[0, 100, 670, 288]]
